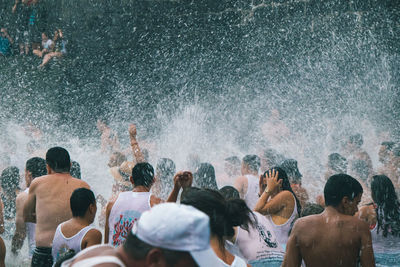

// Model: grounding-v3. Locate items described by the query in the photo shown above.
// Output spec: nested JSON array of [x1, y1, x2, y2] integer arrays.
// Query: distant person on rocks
[[33, 31, 53, 58], [12, 0, 30, 55], [234, 155, 261, 209], [39, 29, 67, 68], [97, 120, 120, 154], [51, 188, 101, 263], [23, 147, 90, 267], [280, 159, 309, 207], [282, 174, 374, 267], [12, 157, 47, 259], [0, 28, 14, 56], [254, 168, 301, 247], [194, 162, 218, 190], [62, 202, 222, 267]]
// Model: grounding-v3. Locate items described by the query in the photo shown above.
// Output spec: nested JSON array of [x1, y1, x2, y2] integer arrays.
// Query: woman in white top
[[181, 188, 250, 267], [254, 167, 302, 247]]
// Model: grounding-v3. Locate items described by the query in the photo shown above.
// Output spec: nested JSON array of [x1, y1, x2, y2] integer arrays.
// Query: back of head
[[194, 163, 218, 190], [225, 156, 240, 166], [328, 153, 347, 173], [263, 148, 283, 168], [181, 188, 254, 241], [381, 141, 396, 151], [46, 147, 71, 173], [1, 166, 20, 192], [349, 133, 363, 148], [26, 157, 47, 179], [371, 175, 400, 237], [301, 203, 324, 217], [219, 186, 240, 200], [280, 159, 302, 184], [156, 158, 176, 182], [242, 154, 260, 173], [131, 162, 155, 188], [70, 188, 95, 217], [70, 161, 81, 179], [324, 174, 363, 207]]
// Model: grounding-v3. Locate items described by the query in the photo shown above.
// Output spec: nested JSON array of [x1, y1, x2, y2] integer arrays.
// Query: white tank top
[[234, 212, 285, 261], [108, 191, 151, 247], [218, 255, 247, 267], [244, 175, 260, 209], [24, 188, 36, 258], [52, 222, 96, 262], [60, 244, 125, 267], [266, 193, 298, 245]]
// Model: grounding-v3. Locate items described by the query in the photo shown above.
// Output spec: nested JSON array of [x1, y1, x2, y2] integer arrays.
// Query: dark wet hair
[[25, 157, 47, 179], [371, 175, 400, 237], [301, 203, 324, 217], [194, 163, 218, 190], [263, 148, 284, 168], [181, 188, 255, 243], [324, 174, 363, 207], [46, 147, 71, 173], [70, 188, 95, 217], [156, 158, 176, 199], [131, 162, 155, 188], [349, 133, 363, 148], [225, 156, 240, 166], [328, 153, 347, 174], [264, 167, 301, 216], [70, 161, 81, 179], [219, 186, 240, 200], [1, 166, 20, 192], [242, 155, 260, 172], [280, 159, 302, 184], [381, 141, 396, 151]]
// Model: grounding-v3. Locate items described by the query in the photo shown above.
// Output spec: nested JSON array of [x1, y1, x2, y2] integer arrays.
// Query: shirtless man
[[283, 174, 375, 267], [12, 157, 47, 259], [23, 147, 90, 267], [234, 155, 261, 209]]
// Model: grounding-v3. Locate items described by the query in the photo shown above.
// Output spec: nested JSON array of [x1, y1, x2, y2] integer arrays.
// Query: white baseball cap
[[132, 202, 223, 267]]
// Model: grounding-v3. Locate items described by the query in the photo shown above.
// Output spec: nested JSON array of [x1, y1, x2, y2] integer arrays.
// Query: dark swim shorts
[[31, 246, 53, 267]]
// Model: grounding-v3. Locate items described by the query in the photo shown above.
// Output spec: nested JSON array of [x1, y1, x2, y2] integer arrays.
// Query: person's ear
[[46, 164, 52, 175], [146, 248, 166, 267], [130, 176, 134, 185]]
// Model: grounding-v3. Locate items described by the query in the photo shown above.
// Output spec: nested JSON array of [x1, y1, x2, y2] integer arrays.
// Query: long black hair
[[371, 175, 400, 237], [181, 188, 255, 244], [264, 167, 302, 217]]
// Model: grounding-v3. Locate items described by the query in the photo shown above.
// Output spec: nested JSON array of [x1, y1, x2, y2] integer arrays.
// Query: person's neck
[[324, 205, 345, 216], [132, 185, 150, 192], [71, 216, 92, 227]]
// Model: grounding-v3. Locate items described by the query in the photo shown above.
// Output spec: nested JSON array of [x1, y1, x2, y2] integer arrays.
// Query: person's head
[[327, 153, 347, 174], [45, 147, 71, 174], [224, 156, 241, 178], [370, 175, 400, 237], [264, 167, 302, 216], [0, 166, 20, 193], [194, 163, 218, 190], [347, 133, 363, 151], [280, 159, 302, 184], [156, 158, 175, 182], [108, 151, 127, 168], [241, 154, 260, 175], [25, 157, 46, 187], [324, 174, 363, 215], [41, 32, 49, 41], [70, 188, 96, 223], [379, 141, 396, 163], [219, 186, 240, 200], [181, 188, 254, 244], [128, 202, 222, 267], [70, 161, 81, 179], [131, 162, 155, 189], [260, 148, 283, 172], [301, 203, 324, 217]]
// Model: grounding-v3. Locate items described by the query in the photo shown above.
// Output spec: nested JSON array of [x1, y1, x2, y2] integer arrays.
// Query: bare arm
[[12, 193, 27, 254], [104, 200, 115, 244], [166, 171, 193, 203], [129, 124, 144, 163], [282, 221, 302, 267], [233, 176, 246, 199], [359, 221, 375, 267], [81, 229, 102, 250], [23, 180, 37, 223]]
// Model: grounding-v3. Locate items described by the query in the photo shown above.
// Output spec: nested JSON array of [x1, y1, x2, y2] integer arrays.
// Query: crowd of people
[[0, 0, 67, 68], [0, 120, 399, 267]]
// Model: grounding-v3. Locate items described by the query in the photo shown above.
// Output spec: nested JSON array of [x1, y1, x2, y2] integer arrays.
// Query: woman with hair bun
[[181, 188, 250, 267]]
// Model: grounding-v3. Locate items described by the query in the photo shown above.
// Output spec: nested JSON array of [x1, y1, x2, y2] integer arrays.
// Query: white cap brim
[[191, 247, 223, 267]]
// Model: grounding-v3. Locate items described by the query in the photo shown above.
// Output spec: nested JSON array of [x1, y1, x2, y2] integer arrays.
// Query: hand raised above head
[[173, 171, 193, 189], [265, 169, 282, 194]]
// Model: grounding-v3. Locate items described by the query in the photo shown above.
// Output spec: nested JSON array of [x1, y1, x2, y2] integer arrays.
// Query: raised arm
[[23, 180, 37, 223], [166, 171, 193, 203], [129, 124, 145, 163], [12, 193, 27, 254]]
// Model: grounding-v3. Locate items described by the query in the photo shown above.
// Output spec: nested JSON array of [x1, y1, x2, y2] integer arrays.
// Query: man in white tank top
[[52, 188, 102, 264], [12, 157, 47, 259], [234, 155, 261, 209], [105, 162, 189, 246]]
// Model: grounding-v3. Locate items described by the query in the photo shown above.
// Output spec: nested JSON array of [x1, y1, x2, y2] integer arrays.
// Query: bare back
[[25, 173, 90, 247], [283, 209, 375, 267]]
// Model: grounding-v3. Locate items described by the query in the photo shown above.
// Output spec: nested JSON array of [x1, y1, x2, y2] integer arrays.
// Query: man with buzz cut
[[283, 174, 375, 267], [24, 147, 90, 267]]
